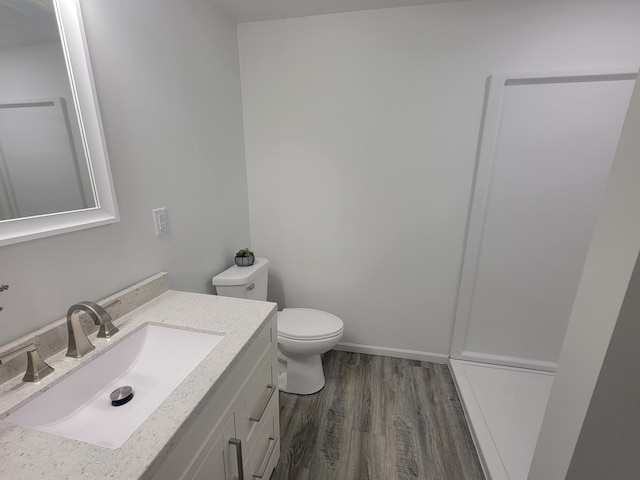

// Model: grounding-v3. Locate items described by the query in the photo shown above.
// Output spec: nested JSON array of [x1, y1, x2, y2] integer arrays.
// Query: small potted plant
[[235, 248, 255, 267]]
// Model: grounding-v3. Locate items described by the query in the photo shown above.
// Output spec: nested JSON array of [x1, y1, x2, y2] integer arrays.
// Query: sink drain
[[110, 386, 134, 406]]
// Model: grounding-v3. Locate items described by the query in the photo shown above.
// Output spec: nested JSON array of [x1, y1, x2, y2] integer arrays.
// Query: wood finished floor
[[271, 351, 485, 480]]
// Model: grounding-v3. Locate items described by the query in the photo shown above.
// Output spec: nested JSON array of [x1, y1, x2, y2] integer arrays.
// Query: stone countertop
[[0, 290, 277, 480]]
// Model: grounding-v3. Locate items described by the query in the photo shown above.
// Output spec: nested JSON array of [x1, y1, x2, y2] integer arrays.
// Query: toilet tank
[[212, 257, 269, 301]]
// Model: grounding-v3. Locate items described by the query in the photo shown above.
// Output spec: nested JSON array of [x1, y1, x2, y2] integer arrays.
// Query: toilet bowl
[[212, 258, 344, 395], [277, 308, 344, 395]]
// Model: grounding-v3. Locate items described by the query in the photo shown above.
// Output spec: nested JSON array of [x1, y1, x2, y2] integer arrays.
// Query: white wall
[[238, 0, 640, 358], [0, 0, 250, 345]]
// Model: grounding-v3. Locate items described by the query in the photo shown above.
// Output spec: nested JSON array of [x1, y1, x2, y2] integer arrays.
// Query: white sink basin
[[4, 324, 224, 449]]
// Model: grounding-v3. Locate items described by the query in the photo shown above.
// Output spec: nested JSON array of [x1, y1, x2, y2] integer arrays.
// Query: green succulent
[[235, 248, 254, 257]]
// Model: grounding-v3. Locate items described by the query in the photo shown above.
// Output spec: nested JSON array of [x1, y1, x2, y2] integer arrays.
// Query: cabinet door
[[191, 413, 238, 480]]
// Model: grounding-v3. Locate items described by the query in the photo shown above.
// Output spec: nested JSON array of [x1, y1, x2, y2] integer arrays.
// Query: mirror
[[0, 0, 118, 246]]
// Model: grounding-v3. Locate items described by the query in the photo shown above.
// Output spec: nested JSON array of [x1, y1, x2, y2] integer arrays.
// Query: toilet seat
[[278, 308, 344, 341]]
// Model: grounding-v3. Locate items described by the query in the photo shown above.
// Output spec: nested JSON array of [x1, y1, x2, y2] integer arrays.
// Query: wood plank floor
[[271, 351, 485, 480]]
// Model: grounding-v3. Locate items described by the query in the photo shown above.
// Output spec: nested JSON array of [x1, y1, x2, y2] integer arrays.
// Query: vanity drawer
[[244, 314, 274, 367], [235, 350, 277, 452], [243, 394, 279, 480]]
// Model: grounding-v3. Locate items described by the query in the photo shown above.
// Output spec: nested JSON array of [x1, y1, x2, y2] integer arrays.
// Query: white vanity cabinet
[[151, 313, 280, 480]]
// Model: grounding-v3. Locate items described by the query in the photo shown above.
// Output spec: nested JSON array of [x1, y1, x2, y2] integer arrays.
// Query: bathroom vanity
[[152, 309, 280, 480], [0, 274, 279, 479]]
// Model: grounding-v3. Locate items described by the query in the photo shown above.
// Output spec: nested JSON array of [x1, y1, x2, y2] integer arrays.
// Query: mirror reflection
[[0, 0, 95, 221]]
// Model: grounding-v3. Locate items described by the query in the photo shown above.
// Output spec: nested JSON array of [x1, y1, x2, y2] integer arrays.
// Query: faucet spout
[[66, 301, 119, 358]]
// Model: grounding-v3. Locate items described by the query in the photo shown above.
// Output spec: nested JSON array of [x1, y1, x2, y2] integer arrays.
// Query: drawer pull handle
[[229, 438, 244, 480], [253, 436, 277, 479], [250, 384, 276, 422]]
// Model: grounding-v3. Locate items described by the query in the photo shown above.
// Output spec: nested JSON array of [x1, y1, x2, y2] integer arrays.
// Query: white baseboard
[[334, 342, 449, 364]]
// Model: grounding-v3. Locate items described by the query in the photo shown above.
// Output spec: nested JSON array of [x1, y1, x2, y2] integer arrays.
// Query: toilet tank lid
[[212, 257, 269, 286]]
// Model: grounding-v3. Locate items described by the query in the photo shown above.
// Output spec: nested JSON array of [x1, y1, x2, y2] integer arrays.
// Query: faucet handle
[[98, 320, 119, 339], [97, 299, 121, 339], [0, 344, 54, 383]]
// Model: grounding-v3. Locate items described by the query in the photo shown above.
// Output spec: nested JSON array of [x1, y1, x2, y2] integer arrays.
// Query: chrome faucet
[[66, 301, 120, 358]]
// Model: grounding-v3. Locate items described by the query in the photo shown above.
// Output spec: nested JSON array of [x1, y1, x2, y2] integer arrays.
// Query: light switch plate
[[152, 208, 169, 236]]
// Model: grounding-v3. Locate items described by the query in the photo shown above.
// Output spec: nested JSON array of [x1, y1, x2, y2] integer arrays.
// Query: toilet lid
[[278, 308, 344, 340]]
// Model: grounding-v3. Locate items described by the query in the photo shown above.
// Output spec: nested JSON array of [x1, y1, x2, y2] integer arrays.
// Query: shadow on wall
[[268, 271, 285, 310]]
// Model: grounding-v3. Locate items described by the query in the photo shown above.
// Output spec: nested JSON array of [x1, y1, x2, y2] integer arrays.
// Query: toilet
[[212, 258, 344, 395]]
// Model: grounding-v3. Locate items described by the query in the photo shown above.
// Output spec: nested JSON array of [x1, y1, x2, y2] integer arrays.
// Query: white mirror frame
[[0, 0, 118, 247]]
